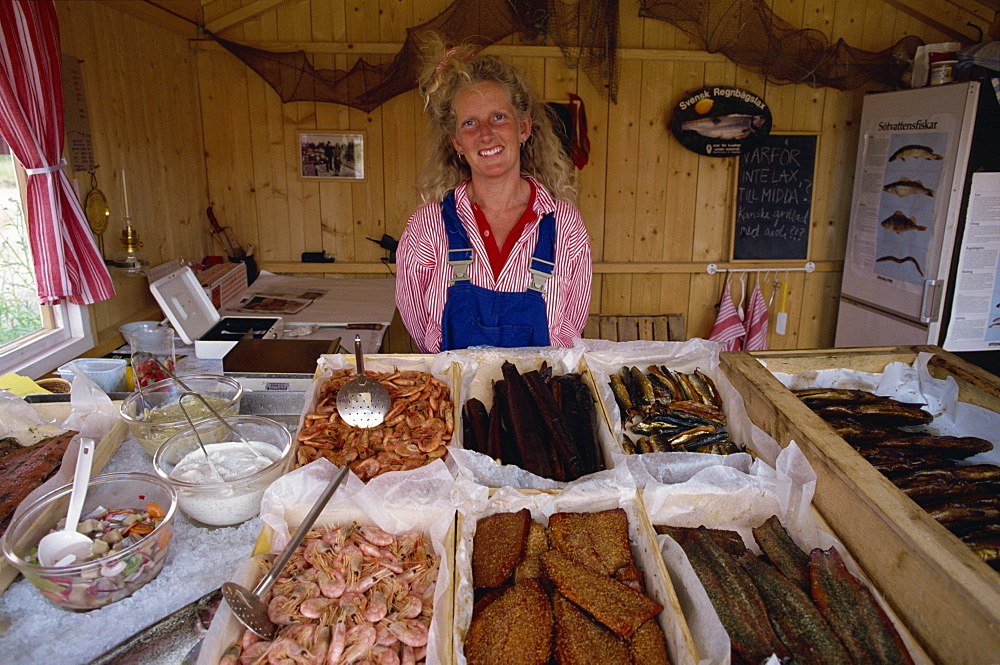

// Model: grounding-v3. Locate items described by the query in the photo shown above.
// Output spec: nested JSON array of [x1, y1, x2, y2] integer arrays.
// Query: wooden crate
[[583, 314, 686, 342], [720, 345, 1000, 664]]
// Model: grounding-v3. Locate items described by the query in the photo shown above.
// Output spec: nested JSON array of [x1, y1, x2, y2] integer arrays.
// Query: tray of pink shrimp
[[291, 354, 461, 483], [197, 459, 459, 665]]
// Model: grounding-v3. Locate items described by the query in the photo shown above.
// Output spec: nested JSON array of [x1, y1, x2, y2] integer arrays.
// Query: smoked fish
[[739, 552, 852, 665], [809, 547, 915, 665], [752, 515, 811, 592], [680, 528, 791, 663]]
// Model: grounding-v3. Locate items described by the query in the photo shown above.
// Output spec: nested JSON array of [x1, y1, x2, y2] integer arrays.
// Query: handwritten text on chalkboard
[[734, 134, 816, 260]]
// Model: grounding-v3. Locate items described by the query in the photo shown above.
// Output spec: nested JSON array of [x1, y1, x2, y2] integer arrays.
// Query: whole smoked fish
[[809, 547, 915, 665]]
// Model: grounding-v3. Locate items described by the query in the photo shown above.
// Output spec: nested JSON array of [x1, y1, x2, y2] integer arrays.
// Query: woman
[[395, 36, 592, 353]]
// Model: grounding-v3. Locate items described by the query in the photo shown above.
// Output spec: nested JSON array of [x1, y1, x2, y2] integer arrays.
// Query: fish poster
[[943, 173, 1000, 352], [669, 86, 772, 157], [874, 132, 948, 284]]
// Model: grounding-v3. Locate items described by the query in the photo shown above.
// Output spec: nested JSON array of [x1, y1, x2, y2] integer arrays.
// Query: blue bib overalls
[[439, 191, 555, 351]]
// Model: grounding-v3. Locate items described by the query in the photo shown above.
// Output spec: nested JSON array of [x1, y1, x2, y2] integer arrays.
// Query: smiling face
[[449, 80, 532, 182]]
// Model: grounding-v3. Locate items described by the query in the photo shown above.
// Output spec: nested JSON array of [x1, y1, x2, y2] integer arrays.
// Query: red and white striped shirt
[[396, 177, 592, 353]]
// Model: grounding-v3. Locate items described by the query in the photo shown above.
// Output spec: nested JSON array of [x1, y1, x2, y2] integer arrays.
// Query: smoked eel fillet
[[809, 547, 915, 665], [465, 579, 554, 665], [472, 508, 531, 588], [655, 524, 747, 558], [541, 549, 661, 639], [549, 508, 633, 576], [752, 515, 811, 591], [522, 370, 584, 479], [680, 527, 791, 663], [551, 592, 632, 665], [815, 402, 933, 427], [500, 361, 554, 478], [739, 552, 852, 665]]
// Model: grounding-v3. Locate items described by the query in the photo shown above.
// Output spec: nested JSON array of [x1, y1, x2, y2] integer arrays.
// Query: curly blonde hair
[[415, 33, 578, 204]]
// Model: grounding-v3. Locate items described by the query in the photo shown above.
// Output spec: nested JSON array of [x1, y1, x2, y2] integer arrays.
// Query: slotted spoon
[[335, 335, 391, 428]]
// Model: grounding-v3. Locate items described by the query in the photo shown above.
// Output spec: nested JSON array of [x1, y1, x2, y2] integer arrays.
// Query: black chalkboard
[[733, 133, 816, 260]]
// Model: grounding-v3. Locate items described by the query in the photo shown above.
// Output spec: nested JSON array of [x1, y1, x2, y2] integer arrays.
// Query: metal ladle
[[177, 391, 273, 468], [336, 335, 391, 428], [222, 465, 349, 639]]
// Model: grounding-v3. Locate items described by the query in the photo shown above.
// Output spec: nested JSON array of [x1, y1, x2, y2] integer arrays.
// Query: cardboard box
[[194, 261, 247, 309], [150, 266, 281, 359], [719, 345, 1000, 664]]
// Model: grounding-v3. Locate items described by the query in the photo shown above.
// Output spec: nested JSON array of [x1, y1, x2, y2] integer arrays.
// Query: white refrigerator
[[835, 79, 1000, 361]]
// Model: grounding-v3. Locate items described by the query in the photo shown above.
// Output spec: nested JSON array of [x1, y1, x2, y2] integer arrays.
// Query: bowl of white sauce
[[151, 415, 292, 526]]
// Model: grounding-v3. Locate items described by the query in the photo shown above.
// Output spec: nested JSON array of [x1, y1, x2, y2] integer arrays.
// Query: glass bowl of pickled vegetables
[[1, 472, 177, 610], [119, 374, 243, 456]]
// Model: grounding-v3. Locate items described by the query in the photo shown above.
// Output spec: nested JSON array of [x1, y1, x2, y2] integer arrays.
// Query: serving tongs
[[222, 465, 350, 639]]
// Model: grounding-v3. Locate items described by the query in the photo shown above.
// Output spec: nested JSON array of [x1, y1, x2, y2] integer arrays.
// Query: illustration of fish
[[888, 144, 943, 162], [877, 255, 924, 276], [880, 210, 927, 234], [680, 114, 766, 140], [883, 177, 934, 197]]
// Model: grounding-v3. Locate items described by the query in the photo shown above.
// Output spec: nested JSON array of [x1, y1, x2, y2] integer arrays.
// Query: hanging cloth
[[567, 93, 591, 169], [708, 275, 746, 352], [0, 0, 114, 305], [743, 277, 770, 351]]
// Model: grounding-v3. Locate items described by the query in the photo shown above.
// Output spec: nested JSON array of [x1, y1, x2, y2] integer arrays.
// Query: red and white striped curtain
[[0, 0, 114, 305]]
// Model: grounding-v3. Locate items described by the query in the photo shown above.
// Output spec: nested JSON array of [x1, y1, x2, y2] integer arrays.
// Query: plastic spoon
[[37, 438, 96, 567], [336, 335, 391, 428], [222, 465, 349, 639]]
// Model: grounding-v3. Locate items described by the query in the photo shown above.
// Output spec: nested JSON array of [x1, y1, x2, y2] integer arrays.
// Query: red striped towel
[[708, 288, 745, 352], [743, 283, 770, 351]]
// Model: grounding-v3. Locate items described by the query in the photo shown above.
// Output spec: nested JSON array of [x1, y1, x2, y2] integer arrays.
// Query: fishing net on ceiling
[[207, 0, 619, 113], [638, 0, 924, 89]]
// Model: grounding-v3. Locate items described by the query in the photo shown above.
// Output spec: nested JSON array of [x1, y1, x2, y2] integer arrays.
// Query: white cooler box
[[150, 266, 282, 359]]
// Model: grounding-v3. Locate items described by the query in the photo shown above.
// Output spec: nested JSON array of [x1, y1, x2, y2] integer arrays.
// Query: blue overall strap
[[441, 191, 473, 285], [527, 211, 556, 293]]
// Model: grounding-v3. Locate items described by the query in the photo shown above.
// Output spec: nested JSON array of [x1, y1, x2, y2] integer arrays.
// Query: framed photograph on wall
[[299, 131, 365, 180]]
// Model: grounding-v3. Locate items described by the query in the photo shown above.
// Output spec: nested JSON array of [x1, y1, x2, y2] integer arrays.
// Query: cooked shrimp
[[339, 624, 377, 664], [386, 619, 428, 648]]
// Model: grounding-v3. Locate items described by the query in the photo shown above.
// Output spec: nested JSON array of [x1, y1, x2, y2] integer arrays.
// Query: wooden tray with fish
[[455, 487, 698, 665], [290, 353, 461, 481], [719, 345, 1000, 664], [0, 400, 128, 595]]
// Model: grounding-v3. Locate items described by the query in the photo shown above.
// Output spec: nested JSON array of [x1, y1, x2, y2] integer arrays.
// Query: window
[[0, 137, 93, 378]]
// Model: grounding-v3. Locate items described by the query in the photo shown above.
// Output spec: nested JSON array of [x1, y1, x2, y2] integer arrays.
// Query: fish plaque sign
[[733, 133, 818, 261], [669, 86, 772, 157]]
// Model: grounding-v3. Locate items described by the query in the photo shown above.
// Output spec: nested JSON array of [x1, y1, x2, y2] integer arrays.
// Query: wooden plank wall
[[55, 1, 210, 346], [56, 0, 962, 351], [194, 0, 954, 353]]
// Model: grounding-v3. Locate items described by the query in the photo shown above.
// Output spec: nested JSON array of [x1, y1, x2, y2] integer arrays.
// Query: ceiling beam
[[881, 0, 992, 42], [191, 39, 730, 64], [97, 0, 199, 37], [205, 0, 291, 34]]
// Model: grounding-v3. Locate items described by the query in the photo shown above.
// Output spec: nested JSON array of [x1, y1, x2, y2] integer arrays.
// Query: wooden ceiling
[[106, 0, 998, 44]]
